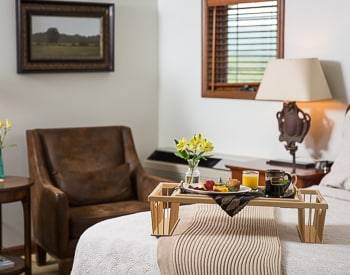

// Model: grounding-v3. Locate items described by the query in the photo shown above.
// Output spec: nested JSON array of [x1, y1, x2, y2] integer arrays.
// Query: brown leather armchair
[[26, 126, 168, 274]]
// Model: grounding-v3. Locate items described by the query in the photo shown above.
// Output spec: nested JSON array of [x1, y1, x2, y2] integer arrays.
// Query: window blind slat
[[214, 60, 270, 64], [227, 4, 278, 10], [228, 11, 277, 16], [213, 41, 278, 45], [208, 0, 273, 6]]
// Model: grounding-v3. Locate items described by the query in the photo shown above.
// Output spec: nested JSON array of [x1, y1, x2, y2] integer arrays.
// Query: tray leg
[[297, 208, 305, 242], [150, 201, 180, 237], [314, 209, 326, 243], [297, 208, 326, 244], [169, 203, 180, 235], [151, 201, 164, 235]]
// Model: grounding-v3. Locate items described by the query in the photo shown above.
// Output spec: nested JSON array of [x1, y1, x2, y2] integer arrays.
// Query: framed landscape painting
[[16, 0, 114, 73]]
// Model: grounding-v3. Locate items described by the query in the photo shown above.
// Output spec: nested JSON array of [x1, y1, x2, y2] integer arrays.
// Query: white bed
[[71, 185, 350, 275]]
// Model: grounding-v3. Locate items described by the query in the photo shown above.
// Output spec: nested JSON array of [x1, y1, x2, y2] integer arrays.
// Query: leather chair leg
[[59, 258, 73, 275], [35, 244, 47, 266]]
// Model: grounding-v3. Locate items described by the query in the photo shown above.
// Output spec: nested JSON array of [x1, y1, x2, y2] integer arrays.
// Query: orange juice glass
[[242, 170, 259, 190]]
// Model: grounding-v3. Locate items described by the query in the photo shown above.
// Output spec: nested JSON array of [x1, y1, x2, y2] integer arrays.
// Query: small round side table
[[0, 176, 32, 275]]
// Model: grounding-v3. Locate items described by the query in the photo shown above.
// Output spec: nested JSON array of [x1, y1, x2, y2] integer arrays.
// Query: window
[[202, 0, 285, 99]]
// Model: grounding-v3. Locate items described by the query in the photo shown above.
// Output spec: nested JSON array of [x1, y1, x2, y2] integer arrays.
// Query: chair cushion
[[69, 200, 149, 238], [39, 127, 126, 173], [53, 163, 135, 206]]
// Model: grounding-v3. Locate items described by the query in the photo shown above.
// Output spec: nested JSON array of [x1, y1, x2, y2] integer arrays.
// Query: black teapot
[[265, 169, 295, 198]]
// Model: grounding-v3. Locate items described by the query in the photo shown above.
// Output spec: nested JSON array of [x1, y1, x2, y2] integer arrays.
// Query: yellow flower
[[189, 134, 203, 151], [200, 139, 214, 153], [0, 120, 3, 128], [176, 138, 188, 151], [175, 133, 213, 157], [4, 119, 12, 129]]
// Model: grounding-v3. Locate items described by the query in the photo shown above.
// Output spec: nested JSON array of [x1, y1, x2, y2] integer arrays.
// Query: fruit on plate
[[204, 180, 215, 191], [213, 185, 229, 192], [193, 179, 241, 192]]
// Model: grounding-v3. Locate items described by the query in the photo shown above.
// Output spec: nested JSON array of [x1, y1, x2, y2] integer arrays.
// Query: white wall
[[158, 0, 350, 162], [0, 0, 159, 246]]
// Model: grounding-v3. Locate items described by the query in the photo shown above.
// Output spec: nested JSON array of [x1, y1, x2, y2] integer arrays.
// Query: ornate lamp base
[[274, 102, 311, 172]]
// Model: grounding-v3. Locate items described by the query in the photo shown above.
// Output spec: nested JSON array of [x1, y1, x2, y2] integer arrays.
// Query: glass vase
[[185, 160, 200, 184], [0, 150, 4, 181]]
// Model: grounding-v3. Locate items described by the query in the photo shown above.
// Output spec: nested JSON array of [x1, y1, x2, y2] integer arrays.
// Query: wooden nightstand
[[226, 158, 327, 188], [0, 176, 32, 275]]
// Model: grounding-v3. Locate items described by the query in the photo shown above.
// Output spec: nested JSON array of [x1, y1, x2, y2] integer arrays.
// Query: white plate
[[182, 183, 252, 195]]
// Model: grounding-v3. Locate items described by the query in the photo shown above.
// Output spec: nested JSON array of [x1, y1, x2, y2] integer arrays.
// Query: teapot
[[265, 169, 295, 197]]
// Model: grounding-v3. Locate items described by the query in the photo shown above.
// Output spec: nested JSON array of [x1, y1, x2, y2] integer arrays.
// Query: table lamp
[[256, 58, 332, 172]]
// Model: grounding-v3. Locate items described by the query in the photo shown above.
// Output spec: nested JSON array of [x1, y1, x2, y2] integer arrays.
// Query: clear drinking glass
[[242, 170, 259, 190]]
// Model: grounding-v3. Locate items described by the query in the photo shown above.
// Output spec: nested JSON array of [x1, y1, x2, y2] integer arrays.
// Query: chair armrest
[[34, 180, 70, 257], [136, 171, 171, 202]]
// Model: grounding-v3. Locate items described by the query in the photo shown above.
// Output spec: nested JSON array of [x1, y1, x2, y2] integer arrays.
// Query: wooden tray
[[148, 183, 328, 244]]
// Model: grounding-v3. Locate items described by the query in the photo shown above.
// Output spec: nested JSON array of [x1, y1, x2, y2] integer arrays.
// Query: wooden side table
[[0, 177, 32, 275], [226, 158, 326, 188]]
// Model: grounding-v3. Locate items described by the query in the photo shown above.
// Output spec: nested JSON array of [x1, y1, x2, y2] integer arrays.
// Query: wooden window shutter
[[202, 0, 285, 99]]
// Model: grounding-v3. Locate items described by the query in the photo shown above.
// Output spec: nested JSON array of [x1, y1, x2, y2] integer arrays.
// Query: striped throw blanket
[[157, 204, 281, 275]]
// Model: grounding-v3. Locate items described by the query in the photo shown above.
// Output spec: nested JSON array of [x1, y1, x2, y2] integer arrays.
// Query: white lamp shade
[[256, 58, 332, 102]]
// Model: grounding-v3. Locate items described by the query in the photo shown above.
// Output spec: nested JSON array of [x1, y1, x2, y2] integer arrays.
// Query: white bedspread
[[71, 186, 350, 275]]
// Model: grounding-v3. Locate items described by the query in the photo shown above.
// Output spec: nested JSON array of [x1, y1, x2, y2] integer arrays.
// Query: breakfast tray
[[148, 182, 328, 244]]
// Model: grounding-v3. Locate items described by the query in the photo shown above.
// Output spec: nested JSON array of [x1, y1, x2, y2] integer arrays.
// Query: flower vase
[[185, 161, 200, 184], [0, 150, 4, 181]]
